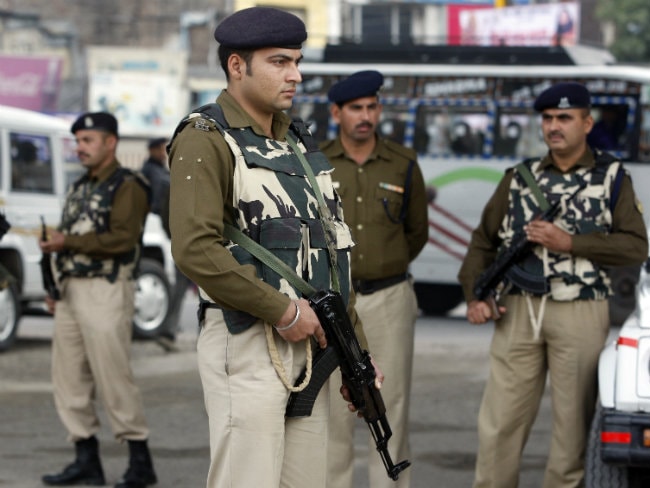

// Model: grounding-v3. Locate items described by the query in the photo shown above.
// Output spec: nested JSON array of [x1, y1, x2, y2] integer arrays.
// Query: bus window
[[587, 104, 630, 157], [495, 109, 546, 159], [414, 104, 489, 157], [641, 107, 650, 162], [10, 133, 54, 194], [378, 100, 411, 145], [290, 100, 330, 143]]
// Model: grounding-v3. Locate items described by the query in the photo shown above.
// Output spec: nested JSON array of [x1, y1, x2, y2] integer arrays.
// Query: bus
[[291, 63, 650, 324]]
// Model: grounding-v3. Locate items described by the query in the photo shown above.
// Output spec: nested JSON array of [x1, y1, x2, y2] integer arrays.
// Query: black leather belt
[[353, 273, 409, 295]]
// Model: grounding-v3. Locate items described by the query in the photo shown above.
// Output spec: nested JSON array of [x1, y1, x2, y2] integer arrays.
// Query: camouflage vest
[[175, 104, 355, 333], [498, 155, 621, 301], [57, 167, 146, 282]]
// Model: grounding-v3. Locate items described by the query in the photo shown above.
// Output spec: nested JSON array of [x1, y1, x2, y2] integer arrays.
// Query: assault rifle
[[0, 212, 10, 241], [40, 216, 60, 300], [286, 289, 411, 481], [473, 183, 585, 318]]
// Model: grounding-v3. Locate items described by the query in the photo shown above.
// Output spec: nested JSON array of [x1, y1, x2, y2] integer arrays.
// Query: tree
[[597, 0, 650, 62]]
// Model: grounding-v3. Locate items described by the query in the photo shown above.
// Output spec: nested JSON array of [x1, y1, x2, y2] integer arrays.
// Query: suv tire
[[133, 258, 170, 338], [0, 282, 21, 352]]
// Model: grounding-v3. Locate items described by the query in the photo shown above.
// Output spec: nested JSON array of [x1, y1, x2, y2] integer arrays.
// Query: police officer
[[167, 8, 377, 488], [321, 70, 429, 488], [39, 112, 157, 488], [458, 82, 648, 488]]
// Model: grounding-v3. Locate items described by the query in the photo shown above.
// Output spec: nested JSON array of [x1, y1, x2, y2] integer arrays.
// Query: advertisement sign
[[0, 55, 63, 112], [450, 2, 580, 46], [88, 71, 189, 138], [86, 47, 189, 137]]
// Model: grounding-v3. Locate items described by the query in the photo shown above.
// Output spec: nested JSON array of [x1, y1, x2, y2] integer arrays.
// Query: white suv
[[0, 104, 176, 351], [586, 244, 650, 486]]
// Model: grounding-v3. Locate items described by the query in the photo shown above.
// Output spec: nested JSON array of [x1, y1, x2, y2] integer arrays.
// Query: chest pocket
[[373, 183, 406, 226]]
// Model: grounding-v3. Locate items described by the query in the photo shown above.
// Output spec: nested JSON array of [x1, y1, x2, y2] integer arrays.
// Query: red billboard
[[448, 2, 580, 47]]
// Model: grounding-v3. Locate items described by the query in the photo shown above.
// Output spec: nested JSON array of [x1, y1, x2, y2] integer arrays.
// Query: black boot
[[42, 436, 105, 486], [114, 439, 157, 488]]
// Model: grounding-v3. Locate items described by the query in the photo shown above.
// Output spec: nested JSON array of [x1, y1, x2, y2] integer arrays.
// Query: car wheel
[[585, 403, 630, 488], [0, 282, 21, 352], [133, 258, 170, 338], [414, 283, 464, 316]]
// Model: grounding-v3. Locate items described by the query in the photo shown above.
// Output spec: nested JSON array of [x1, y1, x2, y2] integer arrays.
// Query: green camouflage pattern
[[57, 168, 142, 282], [195, 119, 354, 333], [498, 158, 620, 301]]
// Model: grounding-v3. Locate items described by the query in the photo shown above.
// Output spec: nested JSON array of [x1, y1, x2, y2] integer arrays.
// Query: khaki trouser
[[327, 279, 418, 488], [52, 277, 149, 443], [473, 294, 609, 488], [198, 308, 329, 488]]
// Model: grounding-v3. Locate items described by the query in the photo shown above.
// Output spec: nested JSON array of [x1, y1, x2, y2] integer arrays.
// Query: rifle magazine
[[285, 345, 339, 418]]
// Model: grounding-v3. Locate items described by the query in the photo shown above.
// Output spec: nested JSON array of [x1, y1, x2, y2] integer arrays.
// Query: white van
[[0, 104, 176, 351]]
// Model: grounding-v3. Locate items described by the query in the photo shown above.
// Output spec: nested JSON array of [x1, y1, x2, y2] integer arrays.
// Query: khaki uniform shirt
[[169, 91, 365, 343], [62, 160, 149, 257], [320, 137, 429, 281], [458, 149, 648, 301]]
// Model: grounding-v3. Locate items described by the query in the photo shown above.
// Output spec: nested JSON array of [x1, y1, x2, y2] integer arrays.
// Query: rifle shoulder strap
[[223, 223, 316, 298], [515, 159, 550, 212]]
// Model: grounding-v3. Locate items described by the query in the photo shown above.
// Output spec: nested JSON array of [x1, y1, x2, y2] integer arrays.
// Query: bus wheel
[[414, 283, 464, 316]]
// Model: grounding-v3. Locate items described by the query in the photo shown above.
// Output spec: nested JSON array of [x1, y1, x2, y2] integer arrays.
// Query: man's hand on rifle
[[274, 298, 328, 349], [467, 299, 506, 324], [340, 357, 384, 416], [525, 220, 572, 253], [44, 295, 57, 314], [39, 229, 65, 253]]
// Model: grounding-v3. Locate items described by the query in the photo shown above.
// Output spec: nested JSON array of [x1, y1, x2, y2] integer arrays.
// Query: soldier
[[39, 112, 157, 488], [167, 7, 378, 488], [458, 82, 648, 488], [320, 70, 429, 488]]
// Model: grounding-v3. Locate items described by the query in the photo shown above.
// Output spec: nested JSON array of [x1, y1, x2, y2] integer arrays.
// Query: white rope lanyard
[[524, 247, 549, 341]]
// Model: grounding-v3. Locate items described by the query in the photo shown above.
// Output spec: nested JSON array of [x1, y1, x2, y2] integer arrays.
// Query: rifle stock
[[40, 216, 60, 301], [285, 289, 411, 481]]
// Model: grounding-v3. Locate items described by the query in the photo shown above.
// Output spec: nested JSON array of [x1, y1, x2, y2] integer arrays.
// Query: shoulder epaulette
[[167, 103, 225, 155]]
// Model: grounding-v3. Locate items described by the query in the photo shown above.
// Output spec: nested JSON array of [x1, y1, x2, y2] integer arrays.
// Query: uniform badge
[[194, 118, 211, 132], [557, 97, 571, 109], [635, 197, 644, 214]]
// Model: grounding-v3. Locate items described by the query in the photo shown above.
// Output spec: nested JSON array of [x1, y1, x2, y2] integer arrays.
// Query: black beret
[[214, 7, 307, 49], [148, 137, 167, 149], [533, 82, 591, 112], [328, 70, 384, 105], [71, 112, 118, 136]]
